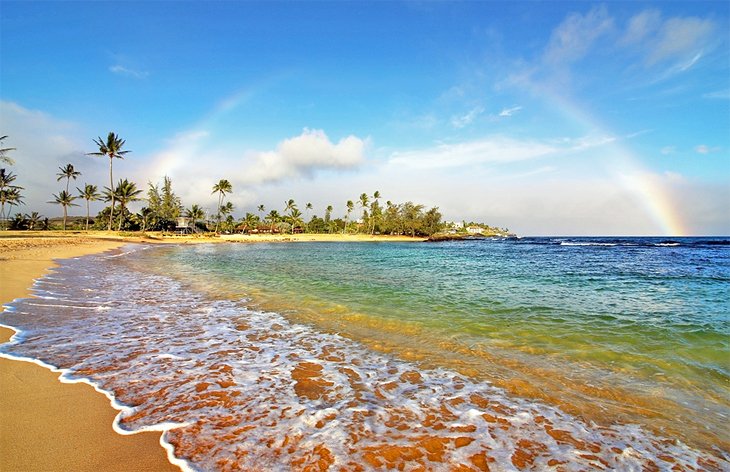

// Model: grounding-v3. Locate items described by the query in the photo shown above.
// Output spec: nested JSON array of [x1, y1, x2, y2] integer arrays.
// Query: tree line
[[0, 132, 468, 237]]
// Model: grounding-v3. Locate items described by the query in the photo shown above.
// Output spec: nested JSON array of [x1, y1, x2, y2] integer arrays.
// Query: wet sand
[[0, 236, 179, 471], [0, 231, 424, 470]]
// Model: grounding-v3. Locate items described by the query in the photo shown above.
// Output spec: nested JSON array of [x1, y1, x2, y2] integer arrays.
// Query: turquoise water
[[1, 237, 728, 470], [154, 239, 729, 447]]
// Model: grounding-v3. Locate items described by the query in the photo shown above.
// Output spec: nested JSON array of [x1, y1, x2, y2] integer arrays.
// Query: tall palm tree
[[289, 208, 303, 234], [0, 136, 16, 165], [56, 164, 81, 194], [77, 183, 100, 230], [0, 169, 23, 229], [25, 211, 43, 230], [325, 205, 333, 233], [220, 201, 235, 232], [371, 190, 381, 234], [211, 179, 233, 233], [266, 209, 280, 232], [358, 193, 369, 232], [284, 199, 296, 214], [186, 204, 205, 231], [257, 204, 265, 220], [344, 200, 354, 234], [305, 202, 313, 233], [49, 190, 78, 231], [104, 179, 142, 231], [87, 132, 131, 230]]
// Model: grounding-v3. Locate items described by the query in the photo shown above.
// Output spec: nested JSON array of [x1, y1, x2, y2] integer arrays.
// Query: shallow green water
[[145, 237, 729, 452]]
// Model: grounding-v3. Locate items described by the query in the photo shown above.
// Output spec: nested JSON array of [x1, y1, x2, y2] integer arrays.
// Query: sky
[[1, 1, 728, 236]]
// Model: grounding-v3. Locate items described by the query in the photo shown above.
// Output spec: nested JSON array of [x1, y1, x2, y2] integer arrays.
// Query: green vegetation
[[1, 132, 506, 236]]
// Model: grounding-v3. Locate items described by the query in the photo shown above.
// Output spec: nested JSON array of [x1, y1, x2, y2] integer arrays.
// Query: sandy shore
[[0, 236, 180, 471]]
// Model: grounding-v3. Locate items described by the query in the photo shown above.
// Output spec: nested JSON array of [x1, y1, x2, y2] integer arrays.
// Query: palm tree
[[49, 190, 78, 231], [220, 201, 235, 232], [284, 199, 296, 214], [87, 132, 131, 230], [77, 184, 100, 230], [344, 200, 354, 234], [186, 204, 205, 231], [358, 193, 369, 232], [0, 169, 23, 229], [266, 209, 280, 232], [257, 204, 265, 220], [104, 179, 142, 231], [289, 208, 303, 234], [304, 202, 313, 233], [25, 211, 43, 230], [211, 179, 233, 233], [325, 205, 333, 233], [371, 190, 381, 234], [0, 136, 16, 165], [56, 164, 81, 194]]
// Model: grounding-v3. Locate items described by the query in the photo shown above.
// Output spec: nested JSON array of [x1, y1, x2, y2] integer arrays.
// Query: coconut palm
[[25, 211, 43, 230], [186, 204, 205, 231], [370, 190, 381, 234], [211, 179, 233, 233], [104, 179, 142, 231], [266, 210, 280, 232], [0, 169, 23, 229], [284, 199, 296, 214], [288, 207, 303, 234], [344, 200, 354, 234], [358, 193, 370, 232], [304, 202, 313, 233], [49, 190, 78, 231], [220, 201, 235, 232], [0, 136, 16, 165], [57, 164, 81, 194], [325, 205, 334, 233], [77, 184, 100, 230], [87, 132, 131, 230]]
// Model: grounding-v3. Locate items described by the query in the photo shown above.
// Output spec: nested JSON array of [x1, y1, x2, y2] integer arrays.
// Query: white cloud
[[451, 106, 484, 128], [244, 129, 367, 184], [543, 5, 614, 64], [387, 133, 615, 170], [620, 9, 662, 45], [109, 65, 149, 79], [694, 144, 721, 154], [648, 16, 715, 65], [0, 101, 110, 217], [498, 106, 522, 117], [702, 89, 730, 100]]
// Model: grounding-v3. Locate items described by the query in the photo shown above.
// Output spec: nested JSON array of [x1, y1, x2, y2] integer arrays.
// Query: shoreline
[[0, 236, 180, 471], [0, 231, 424, 470]]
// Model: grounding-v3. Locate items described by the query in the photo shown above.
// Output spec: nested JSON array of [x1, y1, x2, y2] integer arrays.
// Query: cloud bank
[[244, 129, 367, 184]]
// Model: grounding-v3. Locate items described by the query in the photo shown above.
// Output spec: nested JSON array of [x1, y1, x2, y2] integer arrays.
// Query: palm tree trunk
[[215, 193, 223, 233], [118, 203, 124, 231], [86, 199, 90, 230], [63, 205, 67, 231], [108, 157, 115, 231]]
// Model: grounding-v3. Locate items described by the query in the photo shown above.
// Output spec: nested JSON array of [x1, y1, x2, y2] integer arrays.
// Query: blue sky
[[1, 1, 728, 235]]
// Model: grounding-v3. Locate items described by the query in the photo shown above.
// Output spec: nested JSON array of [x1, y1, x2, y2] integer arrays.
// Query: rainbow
[[535, 85, 687, 236]]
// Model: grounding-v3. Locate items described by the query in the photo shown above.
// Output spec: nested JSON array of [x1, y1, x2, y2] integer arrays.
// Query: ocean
[[1, 237, 728, 470]]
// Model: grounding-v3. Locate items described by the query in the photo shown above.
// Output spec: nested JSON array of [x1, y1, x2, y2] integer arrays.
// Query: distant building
[[466, 226, 483, 234]]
